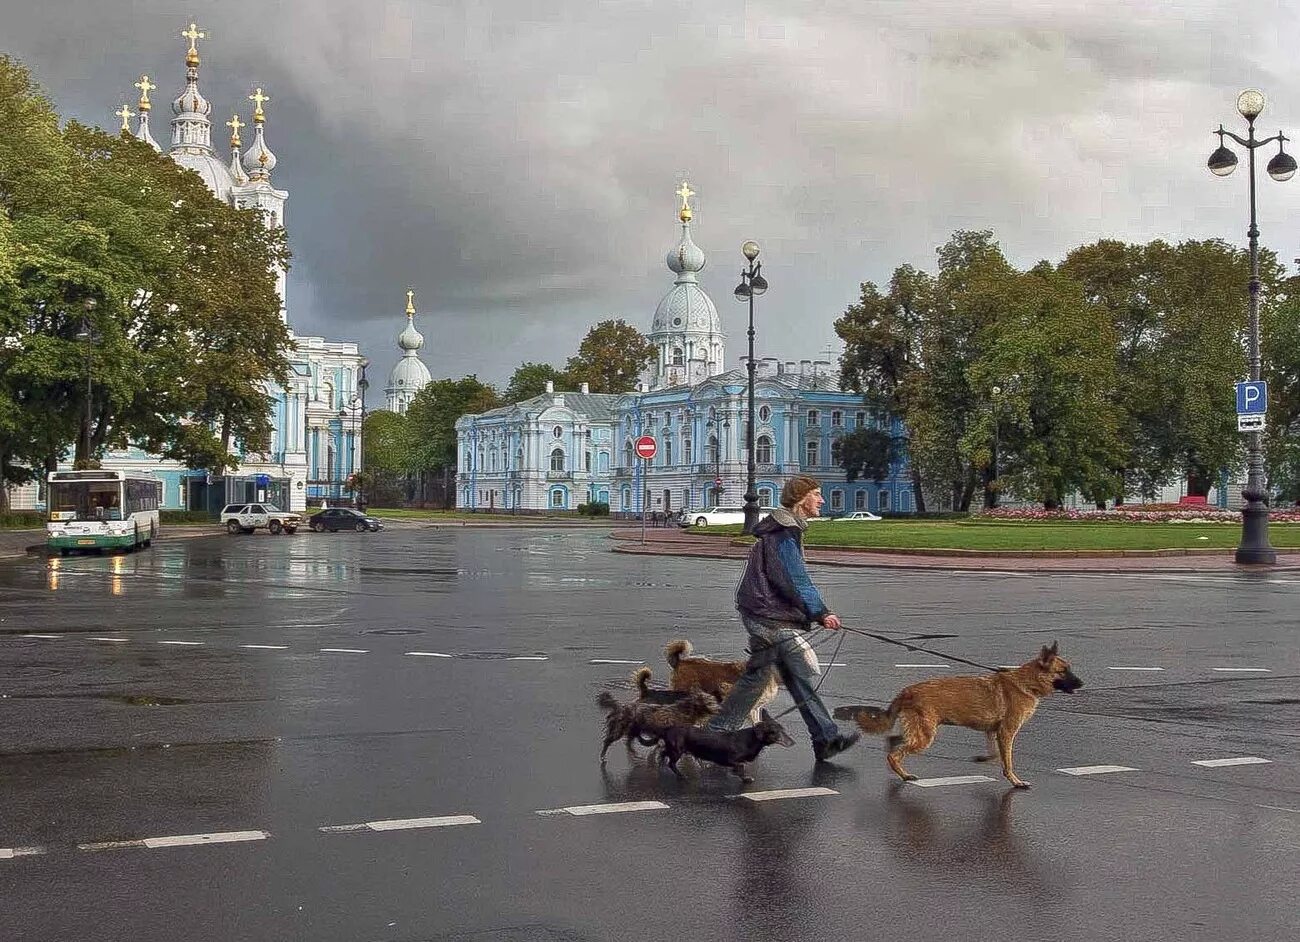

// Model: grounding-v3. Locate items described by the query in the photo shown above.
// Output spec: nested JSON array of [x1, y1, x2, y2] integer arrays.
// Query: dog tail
[[632, 667, 653, 695], [596, 691, 620, 714], [832, 700, 897, 735], [664, 639, 692, 668]]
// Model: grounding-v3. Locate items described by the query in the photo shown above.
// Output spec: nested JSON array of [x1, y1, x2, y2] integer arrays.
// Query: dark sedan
[[308, 508, 385, 532]]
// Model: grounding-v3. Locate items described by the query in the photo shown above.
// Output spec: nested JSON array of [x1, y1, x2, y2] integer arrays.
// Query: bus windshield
[[49, 481, 124, 521]]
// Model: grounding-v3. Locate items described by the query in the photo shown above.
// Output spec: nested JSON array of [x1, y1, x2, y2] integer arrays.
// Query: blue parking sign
[[1236, 381, 1267, 415]]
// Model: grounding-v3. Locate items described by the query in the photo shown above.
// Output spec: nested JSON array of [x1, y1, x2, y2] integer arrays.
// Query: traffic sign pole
[[635, 436, 657, 544]]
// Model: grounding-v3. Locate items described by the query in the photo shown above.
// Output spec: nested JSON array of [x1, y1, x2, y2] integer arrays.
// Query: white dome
[[172, 150, 236, 202], [666, 224, 706, 275], [652, 281, 720, 335], [172, 82, 211, 116], [243, 128, 278, 176], [399, 317, 424, 352], [389, 353, 431, 390]]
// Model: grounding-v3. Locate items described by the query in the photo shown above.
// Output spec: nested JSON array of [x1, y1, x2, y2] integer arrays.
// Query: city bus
[[45, 469, 162, 555]]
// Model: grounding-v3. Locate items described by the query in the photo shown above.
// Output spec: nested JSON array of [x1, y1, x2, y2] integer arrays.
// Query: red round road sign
[[634, 435, 658, 460]]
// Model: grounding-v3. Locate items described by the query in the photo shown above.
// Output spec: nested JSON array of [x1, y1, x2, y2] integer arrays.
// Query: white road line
[[90, 637, 130, 643], [0, 847, 45, 860], [404, 651, 453, 658], [1057, 765, 1139, 776], [895, 663, 951, 669], [158, 640, 204, 646], [907, 775, 997, 788], [21, 634, 62, 640], [1107, 666, 1164, 672], [738, 787, 838, 802], [81, 830, 269, 851], [827, 662, 850, 667], [240, 644, 288, 650], [320, 815, 480, 833], [507, 655, 548, 661], [589, 659, 645, 665], [537, 801, 669, 816], [320, 648, 368, 654], [1192, 757, 1272, 768], [1211, 668, 1271, 673]]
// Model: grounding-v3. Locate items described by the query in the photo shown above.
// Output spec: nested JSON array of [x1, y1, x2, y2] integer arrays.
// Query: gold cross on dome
[[406, 290, 416, 315], [248, 87, 270, 121], [676, 180, 695, 211], [181, 22, 206, 54], [226, 114, 245, 143], [134, 74, 156, 105], [115, 104, 132, 130]]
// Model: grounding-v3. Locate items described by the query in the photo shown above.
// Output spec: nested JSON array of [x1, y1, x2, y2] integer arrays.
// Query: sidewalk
[[608, 527, 1300, 573]]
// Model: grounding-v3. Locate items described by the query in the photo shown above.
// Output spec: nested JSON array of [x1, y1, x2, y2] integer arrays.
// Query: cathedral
[[454, 185, 916, 516], [20, 25, 369, 513]]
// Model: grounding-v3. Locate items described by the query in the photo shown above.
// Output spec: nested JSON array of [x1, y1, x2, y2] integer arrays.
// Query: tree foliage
[[563, 318, 655, 394], [832, 427, 897, 483], [404, 376, 500, 473], [504, 361, 567, 403]]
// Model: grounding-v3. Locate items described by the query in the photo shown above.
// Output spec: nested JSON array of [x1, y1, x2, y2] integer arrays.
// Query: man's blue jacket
[[735, 508, 829, 625]]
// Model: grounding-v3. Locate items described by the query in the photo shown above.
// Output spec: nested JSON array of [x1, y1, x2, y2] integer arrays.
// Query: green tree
[[406, 376, 500, 473], [564, 319, 654, 393], [832, 427, 897, 483], [504, 361, 566, 402]]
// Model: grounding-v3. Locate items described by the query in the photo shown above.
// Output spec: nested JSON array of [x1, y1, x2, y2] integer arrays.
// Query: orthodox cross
[[134, 74, 156, 106], [115, 104, 132, 131], [226, 114, 245, 145], [249, 87, 270, 121], [181, 22, 206, 55]]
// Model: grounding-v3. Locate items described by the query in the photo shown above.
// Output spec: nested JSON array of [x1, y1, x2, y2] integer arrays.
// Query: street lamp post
[[1207, 88, 1296, 565], [733, 241, 768, 535], [75, 298, 97, 469], [357, 359, 369, 511], [706, 411, 730, 505]]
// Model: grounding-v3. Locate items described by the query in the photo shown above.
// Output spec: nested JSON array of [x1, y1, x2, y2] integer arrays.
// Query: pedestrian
[[708, 475, 860, 762]]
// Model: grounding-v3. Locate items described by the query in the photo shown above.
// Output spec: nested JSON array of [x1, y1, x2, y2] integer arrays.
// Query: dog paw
[[1011, 780, 1033, 789], [972, 754, 994, 763], [900, 773, 918, 782]]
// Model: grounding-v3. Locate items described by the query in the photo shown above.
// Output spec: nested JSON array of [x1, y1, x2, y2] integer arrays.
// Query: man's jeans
[[708, 614, 840, 746]]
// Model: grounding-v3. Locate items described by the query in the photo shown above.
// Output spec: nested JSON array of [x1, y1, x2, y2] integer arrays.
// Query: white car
[[822, 510, 883, 522], [686, 506, 777, 527], [219, 503, 301, 535]]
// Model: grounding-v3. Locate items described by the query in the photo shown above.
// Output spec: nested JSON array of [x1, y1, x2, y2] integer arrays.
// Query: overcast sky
[[7, 1, 1300, 398]]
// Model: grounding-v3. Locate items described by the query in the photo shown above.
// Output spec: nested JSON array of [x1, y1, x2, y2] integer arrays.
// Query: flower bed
[[975, 506, 1300, 524]]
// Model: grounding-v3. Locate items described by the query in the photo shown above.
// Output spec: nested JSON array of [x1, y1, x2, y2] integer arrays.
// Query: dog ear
[[1038, 641, 1058, 665]]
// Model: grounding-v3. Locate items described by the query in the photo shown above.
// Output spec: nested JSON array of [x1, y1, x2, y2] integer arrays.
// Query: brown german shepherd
[[833, 643, 1082, 789]]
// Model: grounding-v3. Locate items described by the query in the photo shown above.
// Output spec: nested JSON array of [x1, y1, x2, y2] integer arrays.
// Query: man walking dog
[[709, 475, 860, 762]]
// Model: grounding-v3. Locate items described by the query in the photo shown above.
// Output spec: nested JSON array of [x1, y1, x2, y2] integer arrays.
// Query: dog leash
[[771, 628, 846, 721], [838, 625, 1001, 673]]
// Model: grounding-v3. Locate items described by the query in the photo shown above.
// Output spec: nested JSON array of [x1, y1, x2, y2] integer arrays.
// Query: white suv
[[219, 503, 301, 535], [687, 506, 776, 527]]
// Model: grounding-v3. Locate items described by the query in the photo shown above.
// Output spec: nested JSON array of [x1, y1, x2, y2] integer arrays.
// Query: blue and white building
[[10, 29, 367, 513], [455, 186, 915, 514]]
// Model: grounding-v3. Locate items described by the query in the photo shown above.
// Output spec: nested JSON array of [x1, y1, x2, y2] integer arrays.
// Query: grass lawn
[[695, 519, 1300, 551]]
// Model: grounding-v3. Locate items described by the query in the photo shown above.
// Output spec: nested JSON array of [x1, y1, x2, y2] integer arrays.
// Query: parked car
[[818, 510, 883, 522], [219, 503, 301, 535], [685, 506, 777, 527], [309, 507, 385, 532]]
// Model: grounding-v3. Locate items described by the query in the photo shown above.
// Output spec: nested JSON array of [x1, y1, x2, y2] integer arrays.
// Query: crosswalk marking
[[320, 815, 480, 833], [1210, 667, 1271, 673], [81, 830, 268, 851], [907, 775, 997, 788], [537, 801, 668, 816], [240, 644, 288, 650], [320, 648, 368, 654], [1057, 765, 1139, 776], [0, 847, 45, 860], [1192, 757, 1272, 768], [404, 651, 453, 658], [739, 787, 838, 802]]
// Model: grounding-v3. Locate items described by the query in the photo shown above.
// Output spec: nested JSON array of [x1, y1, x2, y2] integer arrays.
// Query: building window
[[621, 486, 631, 509], [759, 486, 774, 508], [624, 440, 634, 467], [553, 425, 563, 439], [855, 410, 866, 428], [664, 438, 672, 466], [672, 347, 684, 366], [805, 440, 819, 467], [550, 448, 565, 472], [684, 439, 693, 465], [516, 448, 524, 469], [879, 489, 891, 512], [831, 410, 843, 427], [756, 435, 773, 464], [901, 491, 911, 512], [584, 451, 591, 472], [807, 409, 820, 425], [551, 489, 565, 508], [759, 405, 771, 423], [830, 489, 844, 511], [709, 436, 720, 464], [855, 490, 867, 510]]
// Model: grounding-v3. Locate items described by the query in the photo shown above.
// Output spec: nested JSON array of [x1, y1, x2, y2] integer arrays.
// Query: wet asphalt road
[[1, 527, 1298, 942]]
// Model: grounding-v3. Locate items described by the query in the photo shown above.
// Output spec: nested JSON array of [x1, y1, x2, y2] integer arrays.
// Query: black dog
[[660, 710, 795, 783]]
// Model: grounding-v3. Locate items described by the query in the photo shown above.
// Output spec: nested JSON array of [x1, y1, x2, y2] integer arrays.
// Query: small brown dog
[[664, 639, 780, 721], [834, 643, 1083, 788], [596, 688, 719, 761]]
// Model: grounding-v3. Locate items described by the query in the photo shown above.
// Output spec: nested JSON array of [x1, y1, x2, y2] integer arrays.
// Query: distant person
[[709, 475, 860, 763]]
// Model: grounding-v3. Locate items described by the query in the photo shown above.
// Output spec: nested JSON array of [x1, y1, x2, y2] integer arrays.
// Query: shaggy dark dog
[[596, 688, 719, 761]]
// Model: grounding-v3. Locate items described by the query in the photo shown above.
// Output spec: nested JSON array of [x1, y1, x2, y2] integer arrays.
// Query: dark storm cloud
[[6, 1, 1299, 392]]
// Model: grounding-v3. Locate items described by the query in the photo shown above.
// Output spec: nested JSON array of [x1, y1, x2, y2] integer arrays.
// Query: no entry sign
[[635, 435, 658, 460]]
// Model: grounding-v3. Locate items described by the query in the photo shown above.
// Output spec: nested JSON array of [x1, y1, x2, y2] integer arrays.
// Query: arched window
[[709, 435, 720, 464], [879, 489, 891, 512], [831, 410, 843, 427], [683, 438, 693, 465], [551, 489, 566, 508], [759, 486, 774, 508], [550, 448, 565, 472], [830, 489, 844, 511], [621, 486, 631, 509], [756, 435, 773, 464], [624, 440, 634, 467], [599, 451, 610, 473], [672, 347, 684, 366], [805, 439, 819, 467], [585, 451, 592, 472], [807, 409, 820, 425], [664, 438, 673, 466], [516, 448, 524, 469], [855, 490, 867, 510]]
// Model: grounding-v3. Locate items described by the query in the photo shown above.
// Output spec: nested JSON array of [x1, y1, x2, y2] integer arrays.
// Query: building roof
[[473, 390, 621, 424]]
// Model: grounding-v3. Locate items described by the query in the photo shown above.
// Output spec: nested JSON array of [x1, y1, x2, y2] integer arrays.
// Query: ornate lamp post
[[706, 409, 730, 505], [733, 241, 768, 534], [357, 358, 369, 510], [1207, 88, 1296, 564], [75, 298, 97, 469]]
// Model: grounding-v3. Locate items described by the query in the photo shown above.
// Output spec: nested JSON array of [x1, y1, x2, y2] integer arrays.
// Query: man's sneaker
[[813, 732, 861, 763]]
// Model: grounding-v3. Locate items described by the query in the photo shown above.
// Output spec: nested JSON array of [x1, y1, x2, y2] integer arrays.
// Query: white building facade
[[455, 186, 916, 515]]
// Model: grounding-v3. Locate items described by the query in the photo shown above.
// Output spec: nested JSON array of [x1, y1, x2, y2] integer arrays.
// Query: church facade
[[454, 186, 915, 516], [11, 27, 368, 513]]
